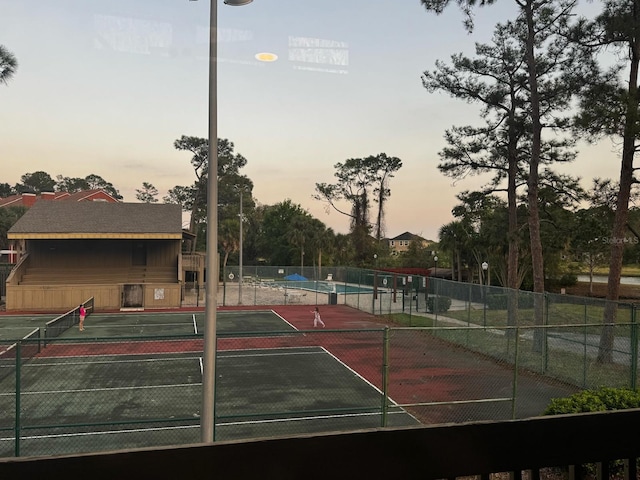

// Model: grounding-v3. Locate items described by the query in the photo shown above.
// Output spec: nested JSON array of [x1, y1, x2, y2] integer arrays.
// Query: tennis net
[[44, 297, 94, 343]]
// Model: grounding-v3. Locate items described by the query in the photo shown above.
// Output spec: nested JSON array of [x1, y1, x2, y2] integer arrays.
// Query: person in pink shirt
[[78, 305, 87, 332]]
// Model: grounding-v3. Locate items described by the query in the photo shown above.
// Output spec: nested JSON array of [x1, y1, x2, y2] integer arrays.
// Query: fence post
[[511, 325, 519, 420], [381, 327, 390, 427], [222, 265, 227, 307], [583, 300, 588, 388], [631, 304, 638, 390], [14, 341, 22, 457], [543, 293, 549, 374], [409, 281, 413, 326], [434, 278, 439, 326]]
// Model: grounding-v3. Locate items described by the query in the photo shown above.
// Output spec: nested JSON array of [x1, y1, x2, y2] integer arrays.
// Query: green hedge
[[486, 293, 535, 310], [544, 387, 640, 475], [427, 295, 451, 313], [544, 387, 640, 415]]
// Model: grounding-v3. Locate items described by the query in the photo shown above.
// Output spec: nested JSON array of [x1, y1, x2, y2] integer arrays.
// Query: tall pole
[[433, 255, 438, 322], [482, 261, 488, 328], [201, 0, 219, 444], [200, 0, 252, 445], [238, 187, 244, 305]]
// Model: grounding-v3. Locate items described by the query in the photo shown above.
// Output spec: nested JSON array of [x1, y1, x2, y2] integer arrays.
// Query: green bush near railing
[[543, 387, 640, 476], [544, 387, 640, 415], [427, 296, 451, 313]]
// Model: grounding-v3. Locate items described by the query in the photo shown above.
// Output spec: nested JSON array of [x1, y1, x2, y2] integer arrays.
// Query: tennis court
[[0, 314, 55, 341], [0, 309, 295, 341], [0, 309, 418, 457]]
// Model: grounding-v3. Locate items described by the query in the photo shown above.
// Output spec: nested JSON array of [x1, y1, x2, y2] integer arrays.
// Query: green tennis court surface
[[0, 310, 294, 340], [0, 310, 417, 457], [0, 342, 417, 457], [0, 315, 55, 341]]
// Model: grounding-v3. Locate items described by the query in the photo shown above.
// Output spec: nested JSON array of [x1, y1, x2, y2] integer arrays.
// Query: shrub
[[543, 387, 640, 415], [486, 293, 535, 310], [544, 387, 640, 477], [547, 273, 578, 290], [427, 295, 451, 313]]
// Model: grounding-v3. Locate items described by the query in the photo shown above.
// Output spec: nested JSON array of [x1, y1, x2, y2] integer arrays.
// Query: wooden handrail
[[1, 409, 639, 479]]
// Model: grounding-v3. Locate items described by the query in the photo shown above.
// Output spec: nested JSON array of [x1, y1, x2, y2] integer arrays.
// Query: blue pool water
[[275, 280, 374, 294]]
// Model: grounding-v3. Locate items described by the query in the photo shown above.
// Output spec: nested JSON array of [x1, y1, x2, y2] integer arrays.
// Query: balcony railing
[[182, 253, 205, 271], [1, 408, 639, 479]]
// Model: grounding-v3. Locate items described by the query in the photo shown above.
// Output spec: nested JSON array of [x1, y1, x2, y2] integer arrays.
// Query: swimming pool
[[275, 280, 374, 294]]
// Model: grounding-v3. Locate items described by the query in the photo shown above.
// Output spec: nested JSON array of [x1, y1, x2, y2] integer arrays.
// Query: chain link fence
[[1, 318, 638, 457], [2, 268, 639, 457]]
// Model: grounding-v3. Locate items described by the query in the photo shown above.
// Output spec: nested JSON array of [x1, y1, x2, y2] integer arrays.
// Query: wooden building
[[5, 202, 183, 312]]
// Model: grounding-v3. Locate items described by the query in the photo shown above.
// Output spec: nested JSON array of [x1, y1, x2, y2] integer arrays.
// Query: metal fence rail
[[206, 267, 638, 324]]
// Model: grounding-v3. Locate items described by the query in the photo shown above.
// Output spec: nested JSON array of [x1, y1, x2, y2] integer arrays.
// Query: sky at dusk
[[1, 0, 620, 241]]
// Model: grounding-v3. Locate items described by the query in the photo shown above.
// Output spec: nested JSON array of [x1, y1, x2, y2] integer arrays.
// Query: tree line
[[0, 138, 409, 274], [420, 0, 639, 363]]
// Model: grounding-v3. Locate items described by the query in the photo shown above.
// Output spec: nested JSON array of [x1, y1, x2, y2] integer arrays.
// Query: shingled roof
[[389, 231, 425, 242], [0, 189, 119, 208], [8, 202, 182, 239]]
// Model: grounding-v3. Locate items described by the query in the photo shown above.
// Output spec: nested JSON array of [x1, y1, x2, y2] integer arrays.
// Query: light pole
[[482, 261, 488, 327], [433, 255, 438, 319], [235, 185, 248, 305], [373, 254, 378, 304], [199, 0, 252, 445]]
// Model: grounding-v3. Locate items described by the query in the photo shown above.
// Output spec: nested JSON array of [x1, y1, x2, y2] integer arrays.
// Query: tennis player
[[311, 306, 325, 328], [78, 305, 87, 331]]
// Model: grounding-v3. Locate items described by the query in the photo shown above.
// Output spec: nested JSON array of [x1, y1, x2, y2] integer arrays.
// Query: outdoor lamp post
[[482, 261, 489, 327], [197, 0, 252, 445], [235, 185, 248, 305], [433, 255, 438, 319]]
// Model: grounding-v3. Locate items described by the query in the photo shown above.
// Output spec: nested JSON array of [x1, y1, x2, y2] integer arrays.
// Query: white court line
[[318, 346, 419, 422], [219, 348, 323, 360], [78, 323, 190, 329], [268, 309, 299, 331], [192, 313, 198, 334], [23, 356, 202, 368], [0, 382, 202, 397], [199, 357, 203, 376], [1, 424, 199, 442], [218, 409, 408, 427], [0, 410, 410, 443]]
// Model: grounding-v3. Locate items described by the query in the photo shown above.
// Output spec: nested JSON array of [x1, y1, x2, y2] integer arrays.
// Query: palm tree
[[332, 233, 354, 266], [306, 220, 332, 279], [438, 221, 468, 282], [0, 45, 18, 85], [219, 218, 240, 270], [287, 216, 309, 272]]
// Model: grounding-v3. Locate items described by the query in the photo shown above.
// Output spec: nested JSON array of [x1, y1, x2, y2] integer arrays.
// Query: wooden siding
[[5, 239, 181, 311], [5, 283, 180, 311], [24, 239, 179, 269]]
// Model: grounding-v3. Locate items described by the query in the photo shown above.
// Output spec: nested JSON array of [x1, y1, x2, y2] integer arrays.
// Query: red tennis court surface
[[224, 304, 576, 423], [42, 304, 575, 425]]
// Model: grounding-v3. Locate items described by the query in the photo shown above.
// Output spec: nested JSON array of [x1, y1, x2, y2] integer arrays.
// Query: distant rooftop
[[0, 189, 119, 208], [8, 201, 182, 239]]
